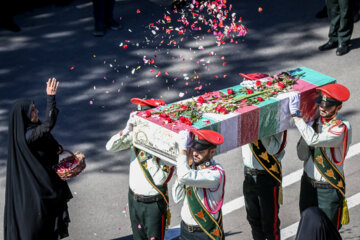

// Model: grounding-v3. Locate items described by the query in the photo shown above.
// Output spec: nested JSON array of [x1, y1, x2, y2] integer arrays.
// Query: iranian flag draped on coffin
[[132, 67, 336, 165]]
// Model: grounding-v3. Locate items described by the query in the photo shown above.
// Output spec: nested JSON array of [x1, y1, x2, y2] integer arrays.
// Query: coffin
[[132, 67, 336, 165]]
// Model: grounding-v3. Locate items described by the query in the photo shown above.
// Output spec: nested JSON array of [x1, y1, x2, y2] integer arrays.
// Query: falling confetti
[[92, 0, 249, 105]]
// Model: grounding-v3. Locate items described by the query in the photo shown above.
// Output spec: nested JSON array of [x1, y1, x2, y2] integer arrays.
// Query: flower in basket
[[246, 89, 254, 94], [197, 96, 206, 104], [227, 89, 234, 95]]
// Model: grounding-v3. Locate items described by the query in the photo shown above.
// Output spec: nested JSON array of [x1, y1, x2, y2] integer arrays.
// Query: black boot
[[336, 44, 350, 56], [318, 41, 338, 51]]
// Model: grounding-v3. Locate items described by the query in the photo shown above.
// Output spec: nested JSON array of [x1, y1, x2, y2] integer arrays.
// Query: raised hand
[[46, 78, 60, 95]]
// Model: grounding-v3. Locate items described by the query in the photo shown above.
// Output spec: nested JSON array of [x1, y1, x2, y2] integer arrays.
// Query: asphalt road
[[0, 0, 360, 239]]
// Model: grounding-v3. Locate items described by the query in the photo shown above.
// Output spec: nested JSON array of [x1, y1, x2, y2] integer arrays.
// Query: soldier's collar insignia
[[322, 94, 327, 101]]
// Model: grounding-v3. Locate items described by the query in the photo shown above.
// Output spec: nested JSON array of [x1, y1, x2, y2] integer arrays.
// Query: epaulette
[[162, 165, 169, 173], [328, 120, 346, 136]]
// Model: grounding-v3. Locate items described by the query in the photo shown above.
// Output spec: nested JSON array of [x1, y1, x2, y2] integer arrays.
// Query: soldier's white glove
[[122, 111, 137, 135], [177, 130, 192, 151], [289, 92, 300, 115]]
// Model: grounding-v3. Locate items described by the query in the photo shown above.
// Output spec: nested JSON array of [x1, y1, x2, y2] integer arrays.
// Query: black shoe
[[93, 26, 105, 37], [318, 41, 338, 51], [105, 19, 121, 30], [336, 44, 350, 56], [316, 6, 328, 19]]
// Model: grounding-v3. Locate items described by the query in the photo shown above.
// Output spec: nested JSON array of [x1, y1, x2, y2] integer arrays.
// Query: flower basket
[[55, 150, 86, 181]]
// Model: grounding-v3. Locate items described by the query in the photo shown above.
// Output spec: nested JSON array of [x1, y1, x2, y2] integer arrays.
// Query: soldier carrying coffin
[[289, 83, 352, 230], [106, 98, 174, 240]]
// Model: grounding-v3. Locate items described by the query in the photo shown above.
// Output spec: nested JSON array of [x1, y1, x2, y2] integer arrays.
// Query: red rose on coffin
[[220, 107, 228, 114], [159, 113, 168, 118], [266, 81, 272, 86], [179, 116, 186, 123], [197, 96, 205, 104], [164, 117, 172, 123], [184, 118, 192, 126], [278, 82, 285, 89], [180, 105, 188, 110], [227, 89, 233, 95], [215, 105, 228, 114], [256, 97, 264, 102], [255, 80, 261, 87], [144, 110, 152, 117], [247, 89, 254, 94]]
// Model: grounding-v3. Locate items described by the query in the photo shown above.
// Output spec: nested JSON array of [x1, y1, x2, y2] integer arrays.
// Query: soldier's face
[[191, 148, 216, 166], [319, 104, 341, 119]]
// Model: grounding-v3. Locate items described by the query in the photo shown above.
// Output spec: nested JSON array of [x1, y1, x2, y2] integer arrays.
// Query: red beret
[[130, 98, 165, 107], [316, 84, 350, 102], [239, 72, 269, 80], [191, 129, 224, 146]]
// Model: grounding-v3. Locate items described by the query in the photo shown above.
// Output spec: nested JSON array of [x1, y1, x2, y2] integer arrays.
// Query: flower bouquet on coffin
[[146, 72, 302, 125], [132, 72, 302, 165]]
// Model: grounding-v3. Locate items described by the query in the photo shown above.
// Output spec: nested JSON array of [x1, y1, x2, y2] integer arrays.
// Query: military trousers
[[243, 169, 281, 240], [299, 174, 344, 230], [180, 221, 223, 240], [326, 0, 353, 44], [128, 190, 167, 240]]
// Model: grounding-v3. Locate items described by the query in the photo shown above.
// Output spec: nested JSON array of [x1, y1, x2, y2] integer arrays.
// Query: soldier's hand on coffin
[[177, 130, 192, 151], [289, 92, 300, 115], [123, 111, 137, 135]]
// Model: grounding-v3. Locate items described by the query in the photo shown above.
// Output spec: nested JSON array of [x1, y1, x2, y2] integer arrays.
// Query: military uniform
[[106, 98, 172, 240], [291, 84, 352, 230], [173, 129, 226, 240], [242, 132, 286, 240], [326, 0, 353, 45]]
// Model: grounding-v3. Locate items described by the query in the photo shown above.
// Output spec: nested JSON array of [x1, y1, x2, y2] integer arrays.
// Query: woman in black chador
[[4, 78, 73, 240]]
